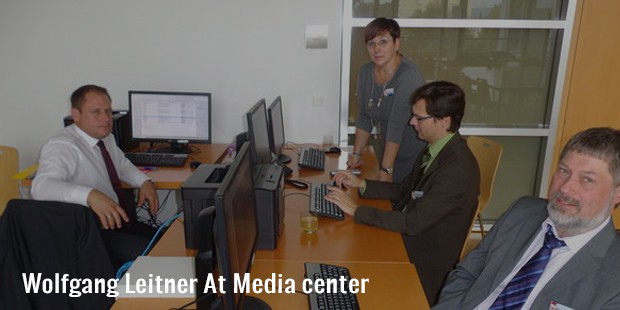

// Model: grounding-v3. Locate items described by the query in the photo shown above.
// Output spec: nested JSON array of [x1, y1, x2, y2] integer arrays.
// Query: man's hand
[[138, 180, 159, 215], [332, 171, 364, 189], [325, 186, 358, 216], [87, 189, 129, 229]]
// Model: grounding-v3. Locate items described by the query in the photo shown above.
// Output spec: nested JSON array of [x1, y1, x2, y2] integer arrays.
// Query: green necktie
[[399, 149, 431, 213]]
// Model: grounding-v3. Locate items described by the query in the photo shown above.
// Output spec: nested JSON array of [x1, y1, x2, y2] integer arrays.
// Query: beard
[[547, 192, 613, 236]]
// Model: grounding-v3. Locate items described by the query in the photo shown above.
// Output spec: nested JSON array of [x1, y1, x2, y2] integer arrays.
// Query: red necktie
[[97, 140, 133, 224]]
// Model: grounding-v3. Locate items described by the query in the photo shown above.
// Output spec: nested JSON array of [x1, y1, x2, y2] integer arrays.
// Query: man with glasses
[[434, 127, 620, 310], [328, 81, 480, 305]]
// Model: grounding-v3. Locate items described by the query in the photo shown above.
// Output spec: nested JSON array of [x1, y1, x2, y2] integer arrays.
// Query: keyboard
[[309, 183, 344, 220], [304, 262, 360, 310], [125, 152, 189, 167], [299, 147, 325, 170]]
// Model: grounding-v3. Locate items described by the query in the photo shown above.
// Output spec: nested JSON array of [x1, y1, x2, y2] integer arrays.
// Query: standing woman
[[348, 17, 426, 183]]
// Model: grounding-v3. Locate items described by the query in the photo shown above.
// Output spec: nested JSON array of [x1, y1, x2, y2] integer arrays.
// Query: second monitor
[[267, 96, 291, 164]]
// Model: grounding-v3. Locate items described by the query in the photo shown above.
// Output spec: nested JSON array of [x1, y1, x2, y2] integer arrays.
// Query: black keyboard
[[299, 147, 325, 170], [310, 183, 344, 220], [125, 152, 189, 167], [305, 262, 360, 310]]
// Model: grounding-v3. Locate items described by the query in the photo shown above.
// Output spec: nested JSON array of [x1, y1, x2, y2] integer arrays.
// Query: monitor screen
[[246, 99, 272, 169], [213, 142, 259, 309], [267, 96, 291, 164], [129, 91, 211, 153]]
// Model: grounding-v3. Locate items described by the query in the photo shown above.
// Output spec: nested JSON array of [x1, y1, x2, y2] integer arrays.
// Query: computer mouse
[[285, 179, 309, 189], [189, 161, 201, 169], [326, 146, 341, 154]]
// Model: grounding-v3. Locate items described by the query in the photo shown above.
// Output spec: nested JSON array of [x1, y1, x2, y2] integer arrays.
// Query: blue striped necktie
[[489, 224, 566, 310]]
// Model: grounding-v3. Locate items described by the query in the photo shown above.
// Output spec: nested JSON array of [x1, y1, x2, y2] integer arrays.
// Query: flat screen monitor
[[129, 90, 211, 153], [267, 96, 291, 164], [213, 142, 268, 309], [246, 99, 272, 173]]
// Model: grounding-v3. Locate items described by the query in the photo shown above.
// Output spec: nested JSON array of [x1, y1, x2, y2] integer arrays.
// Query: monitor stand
[[154, 141, 192, 154]]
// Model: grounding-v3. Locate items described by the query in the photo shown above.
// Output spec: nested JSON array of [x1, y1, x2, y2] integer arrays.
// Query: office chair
[[460, 136, 502, 259], [0, 145, 19, 215], [613, 207, 620, 231], [0, 199, 115, 309]]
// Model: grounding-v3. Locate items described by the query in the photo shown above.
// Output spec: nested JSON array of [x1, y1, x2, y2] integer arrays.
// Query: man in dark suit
[[434, 127, 620, 310], [327, 81, 480, 305]]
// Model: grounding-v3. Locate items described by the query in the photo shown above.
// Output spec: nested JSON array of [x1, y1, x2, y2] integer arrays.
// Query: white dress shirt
[[475, 217, 609, 309], [31, 124, 150, 207]]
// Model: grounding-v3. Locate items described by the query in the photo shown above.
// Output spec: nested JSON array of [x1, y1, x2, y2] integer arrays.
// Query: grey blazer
[[434, 196, 620, 310]]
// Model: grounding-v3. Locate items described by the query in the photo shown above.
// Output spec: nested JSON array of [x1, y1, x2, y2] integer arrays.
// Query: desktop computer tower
[[181, 164, 229, 249], [63, 110, 138, 152], [254, 163, 285, 250]]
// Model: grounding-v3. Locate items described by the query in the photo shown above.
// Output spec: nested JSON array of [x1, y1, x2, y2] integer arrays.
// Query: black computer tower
[[63, 110, 138, 152], [181, 164, 229, 249], [254, 163, 285, 250]]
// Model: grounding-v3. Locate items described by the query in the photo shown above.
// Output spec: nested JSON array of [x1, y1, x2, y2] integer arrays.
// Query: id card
[[549, 301, 575, 310]]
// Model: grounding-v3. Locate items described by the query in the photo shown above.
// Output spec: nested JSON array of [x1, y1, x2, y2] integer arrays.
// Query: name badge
[[411, 191, 423, 200], [549, 301, 575, 310]]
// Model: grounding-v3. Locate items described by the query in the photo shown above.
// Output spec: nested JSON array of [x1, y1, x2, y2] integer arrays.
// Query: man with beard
[[434, 127, 620, 310]]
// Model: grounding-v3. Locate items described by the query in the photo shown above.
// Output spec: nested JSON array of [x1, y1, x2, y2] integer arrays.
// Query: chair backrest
[[613, 207, 620, 230], [460, 136, 503, 258], [0, 145, 19, 215], [467, 136, 503, 211]]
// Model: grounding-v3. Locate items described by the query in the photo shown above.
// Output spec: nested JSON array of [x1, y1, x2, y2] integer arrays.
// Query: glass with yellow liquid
[[300, 211, 319, 234]]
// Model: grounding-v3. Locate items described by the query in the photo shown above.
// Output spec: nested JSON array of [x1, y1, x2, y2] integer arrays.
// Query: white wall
[[0, 0, 343, 169]]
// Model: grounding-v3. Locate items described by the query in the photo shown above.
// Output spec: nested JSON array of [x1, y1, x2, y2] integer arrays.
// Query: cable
[[136, 189, 174, 227], [115, 212, 182, 280], [284, 192, 310, 198]]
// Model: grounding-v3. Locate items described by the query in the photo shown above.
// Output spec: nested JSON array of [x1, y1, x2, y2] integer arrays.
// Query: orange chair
[[460, 136, 502, 259], [0, 146, 19, 215]]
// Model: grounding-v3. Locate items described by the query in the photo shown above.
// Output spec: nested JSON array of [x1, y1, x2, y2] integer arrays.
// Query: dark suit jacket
[[0, 199, 115, 310], [355, 133, 480, 304], [434, 196, 620, 310]]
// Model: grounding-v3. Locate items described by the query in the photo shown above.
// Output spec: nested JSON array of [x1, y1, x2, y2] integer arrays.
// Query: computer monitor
[[246, 99, 272, 175], [213, 142, 269, 309], [128, 90, 211, 153], [267, 96, 291, 164]]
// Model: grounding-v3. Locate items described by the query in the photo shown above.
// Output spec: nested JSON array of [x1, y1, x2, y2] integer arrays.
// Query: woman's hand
[[378, 170, 393, 182], [347, 153, 363, 168]]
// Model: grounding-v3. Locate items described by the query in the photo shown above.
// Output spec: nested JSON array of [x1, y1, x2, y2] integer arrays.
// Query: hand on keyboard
[[331, 170, 363, 189], [324, 186, 357, 216]]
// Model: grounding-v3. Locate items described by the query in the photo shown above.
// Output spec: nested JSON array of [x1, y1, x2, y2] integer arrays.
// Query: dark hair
[[70, 85, 111, 111], [411, 81, 466, 132], [364, 17, 400, 43], [560, 127, 620, 185]]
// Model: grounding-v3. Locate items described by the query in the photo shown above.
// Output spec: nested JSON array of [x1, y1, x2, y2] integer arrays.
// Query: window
[[340, 0, 576, 220]]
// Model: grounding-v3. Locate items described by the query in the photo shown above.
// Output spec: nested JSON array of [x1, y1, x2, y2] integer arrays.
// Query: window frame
[[339, 0, 578, 195]]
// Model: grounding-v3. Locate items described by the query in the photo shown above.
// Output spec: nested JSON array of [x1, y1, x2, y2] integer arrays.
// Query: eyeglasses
[[412, 114, 433, 121], [366, 38, 392, 49]]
